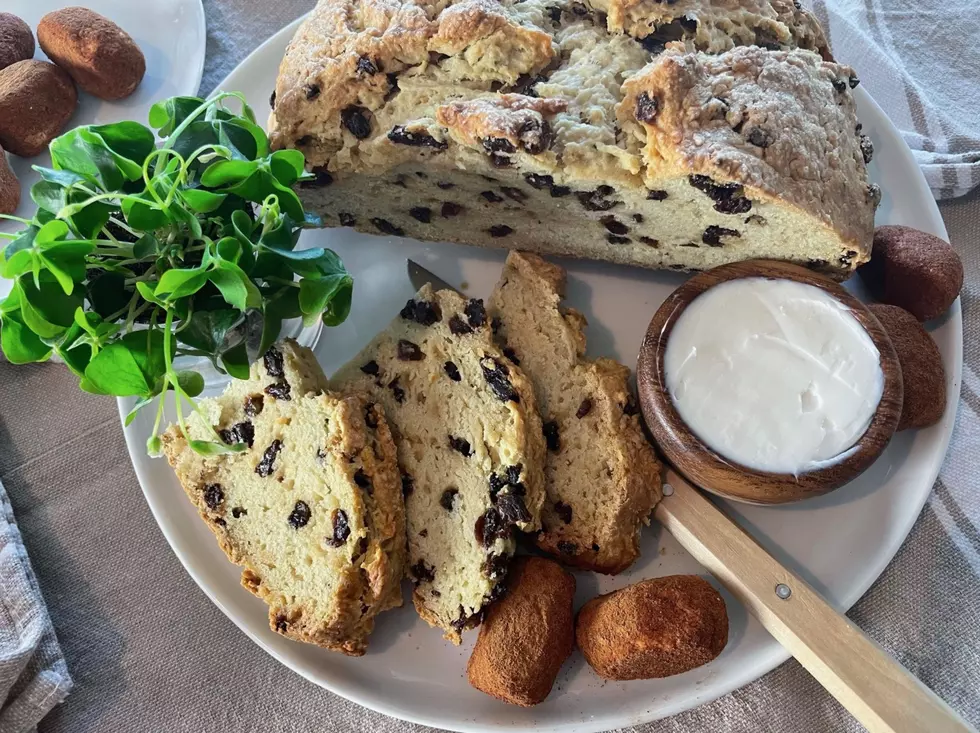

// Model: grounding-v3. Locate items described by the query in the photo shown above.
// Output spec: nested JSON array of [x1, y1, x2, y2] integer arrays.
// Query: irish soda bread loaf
[[270, 0, 875, 278], [162, 340, 406, 656], [330, 285, 546, 642], [489, 252, 662, 573]]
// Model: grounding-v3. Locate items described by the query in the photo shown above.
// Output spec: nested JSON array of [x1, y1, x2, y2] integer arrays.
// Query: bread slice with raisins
[[162, 340, 406, 656], [330, 285, 546, 643], [489, 252, 662, 574]]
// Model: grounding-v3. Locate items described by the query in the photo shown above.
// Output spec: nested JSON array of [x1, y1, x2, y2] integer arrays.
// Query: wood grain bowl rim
[[636, 260, 904, 505]]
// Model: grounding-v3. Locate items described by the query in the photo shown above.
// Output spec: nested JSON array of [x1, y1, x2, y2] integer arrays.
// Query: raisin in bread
[[270, 0, 874, 279], [489, 252, 662, 573], [330, 285, 546, 642], [162, 340, 406, 656]]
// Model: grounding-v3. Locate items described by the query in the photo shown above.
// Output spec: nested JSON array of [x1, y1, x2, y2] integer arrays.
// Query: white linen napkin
[[0, 480, 72, 733], [811, 0, 980, 199]]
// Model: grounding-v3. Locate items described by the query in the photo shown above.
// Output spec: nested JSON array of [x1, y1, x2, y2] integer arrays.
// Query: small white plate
[[0, 0, 207, 299], [120, 18, 962, 733]]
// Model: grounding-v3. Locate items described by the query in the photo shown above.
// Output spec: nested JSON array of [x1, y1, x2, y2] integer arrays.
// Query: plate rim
[[118, 15, 963, 733]]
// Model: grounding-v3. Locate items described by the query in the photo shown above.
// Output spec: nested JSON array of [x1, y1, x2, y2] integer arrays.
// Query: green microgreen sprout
[[0, 93, 352, 456]]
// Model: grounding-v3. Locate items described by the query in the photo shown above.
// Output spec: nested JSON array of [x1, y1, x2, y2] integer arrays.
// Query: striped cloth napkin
[[810, 0, 980, 199], [0, 480, 71, 733]]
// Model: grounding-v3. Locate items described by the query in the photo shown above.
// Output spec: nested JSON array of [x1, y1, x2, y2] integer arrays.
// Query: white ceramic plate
[[120, 18, 962, 733], [0, 0, 207, 299]]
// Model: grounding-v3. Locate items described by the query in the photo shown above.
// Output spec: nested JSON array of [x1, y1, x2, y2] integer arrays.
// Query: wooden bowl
[[636, 260, 904, 505]]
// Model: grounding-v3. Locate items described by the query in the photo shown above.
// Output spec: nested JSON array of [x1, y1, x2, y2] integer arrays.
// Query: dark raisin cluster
[[689, 174, 752, 214], [543, 421, 561, 452], [265, 380, 291, 401], [634, 92, 659, 123], [554, 501, 573, 524], [326, 509, 351, 547], [288, 500, 311, 529], [256, 439, 283, 477], [264, 346, 285, 377], [410, 559, 436, 584], [702, 225, 741, 247], [480, 357, 519, 402], [387, 125, 448, 149], [399, 298, 441, 325], [243, 394, 264, 417], [578, 185, 619, 212], [203, 483, 224, 510], [397, 339, 425, 361], [220, 421, 255, 448], [440, 487, 459, 510]]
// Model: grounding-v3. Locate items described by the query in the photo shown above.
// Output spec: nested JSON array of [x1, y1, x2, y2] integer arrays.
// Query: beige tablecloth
[[1, 1, 977, 731]]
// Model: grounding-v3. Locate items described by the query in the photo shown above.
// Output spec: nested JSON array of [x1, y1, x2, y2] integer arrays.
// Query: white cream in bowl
[[664, 277, 884, 475]]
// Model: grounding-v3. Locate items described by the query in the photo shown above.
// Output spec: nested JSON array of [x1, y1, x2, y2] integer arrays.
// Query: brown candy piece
[[576, 575, 728, 680], [868, 304, 946, 431], [859, 225, 963, 321], [467, 557, 575, 706], [0, 144, 18, 214], [0, 13, 34, 72], [0, 60, 77, 157], [38, 8, 145, 101]]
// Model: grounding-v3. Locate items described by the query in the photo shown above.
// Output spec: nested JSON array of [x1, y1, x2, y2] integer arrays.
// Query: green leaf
[[31, 180, 69, 215], [178, 308, 244, 356], [258, 287, 303, 356], [0, 308, 53, 364], [154, 264, 211, 301], [299, 275, 353, 327], [171, 205, 203, 241], [82, 330, 172, 397], [89, 122, 156, 169], [49, 127, 144, 190], [34, 219, 70, 246], [214, 119, 262, 161], [322, 277, 353, 327], [212, 260, 261, 310], [133, 233, 160, 259], [269, 149, 306, 185], [175, 370, 205, 398], [33, 166, 88, 188], [64, 192, 113, 239], [200, 159, 257, 188], [208, 268, 248, 311], [189, 439, 248, 456], [135, 281, 168, 308], [181, 188, 227, 214], [220, 343, 250, 379], [86, 271, 133, 320], [215, 236, 242, 264], [0, 230, 37, 280], [16, 274, 83, 339], [122, 195, 169, 232], [125, 395, 155, 426], [149, 96, 207, 136]]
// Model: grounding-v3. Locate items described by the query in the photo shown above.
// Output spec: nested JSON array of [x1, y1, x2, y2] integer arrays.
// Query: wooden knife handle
[[656, 469, 976, 733]]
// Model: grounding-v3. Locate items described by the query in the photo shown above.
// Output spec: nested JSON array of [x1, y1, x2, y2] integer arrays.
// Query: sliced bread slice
[[331, 285, 546, 642], [162, 340, 405, 656], [488, 252, 662, 573]]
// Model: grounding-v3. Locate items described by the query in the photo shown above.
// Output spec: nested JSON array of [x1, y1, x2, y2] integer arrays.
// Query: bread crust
[[271, 0, 873, 277], [467, 557, 575, 706], [576, 575, 728, 680]]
